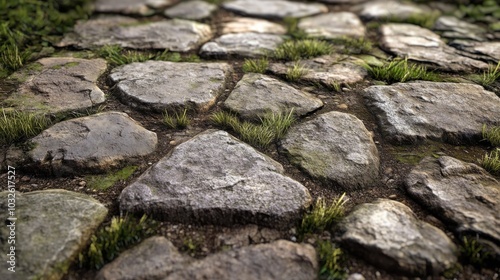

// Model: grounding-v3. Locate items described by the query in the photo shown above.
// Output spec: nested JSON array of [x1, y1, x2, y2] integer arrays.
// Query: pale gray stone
[[363, 81, 500, 144], [405, 156, 500, 255], [97, 236, 192, 280], [434, 16, 487, 41], [380, 23, 488, 72], [164, 240, 318, 280], [200, 33, 284, 58], [450, 40, 500, 63], [269, 55, 367, 86], [221, 17, 287, 35], [109, 61, 230, 112], [0, 190, 107, 280], [3, 57, 106, 115], [95, 0, 177, 15], [222, 0, 328, 19], [281, 111, 380, 190], [28, 112, 157, 175], [339, 199, 457, 276], [58, 16, 212, 51], [353, 0, 428, 20], [319, 0, 367, 3], [164, 0, 217, 20], [298, 12, 365, 39], [120, 130, 312, 228], [224, 73, 323, 120]]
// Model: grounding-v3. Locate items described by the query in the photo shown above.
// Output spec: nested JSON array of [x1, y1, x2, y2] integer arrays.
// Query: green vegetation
[[79, 215, 159, 270], [459, 236, 492, 267], [97, 45, 197, 66], [0, 110, 51, 145], [331, 37, 372, 55], [482, 124, 500, 147], [386, 12, 440, 29], [86, 166, 137, 191], [242, 58, 269, 74], [283, 17, 308, 40], [365, 58, 439, 83], [454, 0, 500, 26], [480, 148, 500, 175], [317, 241, 346, 280], [471, 61, 500, 87], [163, 109, 190, 129], [298, 194, 347, 238], [0, 0, 94, 77], [182, 238, 200, 256], [211, 110, 295, 148], [274, 39, 332, 61], [286, 63, 307, 82]]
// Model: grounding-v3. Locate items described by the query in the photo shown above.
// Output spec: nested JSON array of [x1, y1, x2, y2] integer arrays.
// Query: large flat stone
[[450, 41, 500, 63], [352, 0, 428, 21], [221, 18, 287, 35], [405, 156, 500, 254], [224, 73, 323, 120], [164, 0, 217, 20], [58, 16, 212, 51], [298, 12, 365, 39], [3, 57, 106, 115], [200, 33, 284, 58], [109, 61, 230, 112], [363, 81, 500, 144], [28, 112, 157, 175], [119, 130, 312, 228], [281, 111, 380, 190], [222, 0, 327, 19], [0, 190, 107, 280], [380, 23, 488, 72], [434, 16, 487, 42], [95, 0, 177, 15], [339, 199, 457, 276]]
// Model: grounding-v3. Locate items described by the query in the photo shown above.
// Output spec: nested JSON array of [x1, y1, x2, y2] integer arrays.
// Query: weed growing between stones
[[286, 63, 307, 82], [480, 148, 500, 175], [364, 58, 439, 84], [317, 240, 347, 280], [459, 236, 493, 267], [163, 109, 190, 129], [0, 109, 52, 145], [86, 166, 138, 191], [384, 12, 441, 29], [283, 17, 308, 40], [274, 39, 332, 61], [98, 45, 200, 66], [331, 37, 372, 55], [79, 215, 159, 270], [472, 61, 500, 87], [482, 124, 500, 147], [454, 0, 500, 30], [242, 58, 269, 74], [298, 194, 347, 240]]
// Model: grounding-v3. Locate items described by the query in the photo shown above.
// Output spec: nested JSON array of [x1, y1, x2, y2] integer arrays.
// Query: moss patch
[[86, 166, 137, 191]]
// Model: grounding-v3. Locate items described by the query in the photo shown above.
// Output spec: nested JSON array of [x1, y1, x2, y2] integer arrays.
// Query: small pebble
[[388, 194, 397, 199], [21, 176, 31, 182], [30, 184, 38, 188], [290, 236, 297, 242], [337, 103, 348, 110], [79, 181, 86, 187], [169, 140, 177, 145]]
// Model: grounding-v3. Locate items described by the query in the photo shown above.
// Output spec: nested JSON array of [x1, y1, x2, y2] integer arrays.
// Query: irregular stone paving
[[58, 16, 212, 51], [120, 130, 312, 228], [434, 16, 488, 42], [363, 81, 500, 144], [222, 0, 328, 19], [405, 156, 500, 255], [221, 17, 287, 35], [109, 61, 230, 112], [450, 40, 500, 63], [298, 12, 365, 39], [26, 112, 157, 175], [352, 0, 428, 20], [200, 33, 284, 58], [224, 73, 323, 120], [380, 23, 488, 72], [4, 57, 106, 114], [338, 199, 457, 276], [281, 111, 380, 190], [94, 0, 177, 15], [269, 54, 367, 86], [98, 237, 317, 280], [0, 190, 107, 280], [164, 0, 217, 20]]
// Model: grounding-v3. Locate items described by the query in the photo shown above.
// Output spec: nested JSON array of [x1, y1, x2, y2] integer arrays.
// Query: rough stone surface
[[380, 23, 488, 72], [120, 130, 312, 228], [434, 16, 487, 41], [363, 81, 500, 144], [164, 240, 318, 280], [58, 16, 212, 51], [298, 12, 365, 39], [97, 236, 192, 280], [405, 156, 500, 252], [0, 190, 107, 280], [450, 40, 500, 63], [200, 33, 284, 58], [281, 111, 380, 190], [28, 112, 157, 175], [4, 57, 106, 114], [222, 0, 328, 19], [164, 0, 217, 20], [224, 73, 323, 120], [95, 0, 177, 15], [338, 199, 457, 276], [352, 0, 427, 20], [221, 17, 287, 35], [109, 61, 230, 112], [269, 55, 367, 86]]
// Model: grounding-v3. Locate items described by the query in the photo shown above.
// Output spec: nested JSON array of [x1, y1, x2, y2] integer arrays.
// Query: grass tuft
[[299, 194, 347, 238], [482, 124, 500, 147], [480, 148, 500, 175], [317, 241, 346, 280], [242, 58, 269, 74], [274, 39, 332, 61], [0, 43, 31, 72], [286, 63, 307, 82], [0, 109, 51, 145], [472, 61, 500, 87], [331, 36, 372, 55], [283, 17, 308, 40], [460, 236, 492, 267], [163, 109, 190, 129], [79, 215, 159, 270], [365, 58, 439, 83], [260, 109, 295, 139], [98, 45, 195, 66], [86, 166, 137, 191]]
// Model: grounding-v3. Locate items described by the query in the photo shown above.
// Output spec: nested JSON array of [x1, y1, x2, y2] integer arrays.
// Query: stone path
[[1, 0, 499, 279]]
